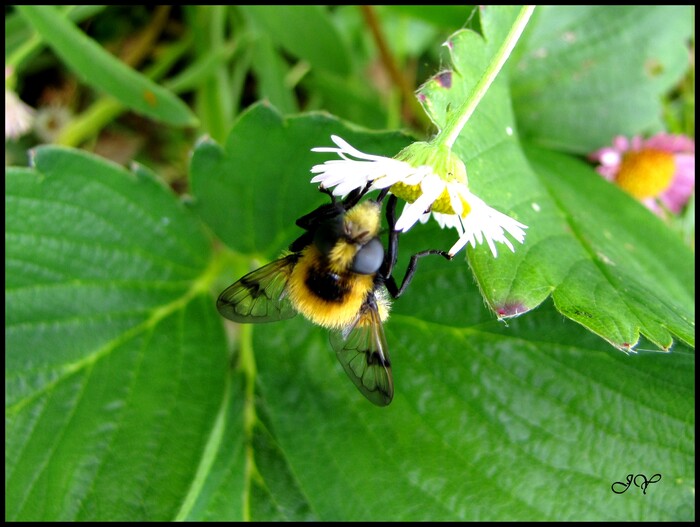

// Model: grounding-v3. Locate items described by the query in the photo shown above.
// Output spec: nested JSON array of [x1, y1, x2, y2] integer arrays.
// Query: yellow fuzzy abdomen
[[287, 246, 375, 330]]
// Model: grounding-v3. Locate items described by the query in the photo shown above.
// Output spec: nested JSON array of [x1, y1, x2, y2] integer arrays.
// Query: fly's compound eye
[[351, 237, 384, 275]]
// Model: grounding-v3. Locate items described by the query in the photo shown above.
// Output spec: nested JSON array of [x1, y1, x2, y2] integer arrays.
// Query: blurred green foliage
[[5, 5, 695, 522]]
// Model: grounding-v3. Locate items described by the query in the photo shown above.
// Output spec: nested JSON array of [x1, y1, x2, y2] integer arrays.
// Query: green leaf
[[384, 5, 478, 30], [176, 372, 248, 521], [5, 5, 105, 64], [525, 146, 694, 350], [239, 5, 351, 76], [16, 5, 198, 128], [415, 5, 694, 351], [302, 70, 389, 129], [250, 298, 694, 521], [248, 34, 299, 115], [187, 102, 693, 521], [189, 102, 412, 258], [6, 7, 695, 522], [5, 148, 225, 520], [511, 5, 693, 153], [187, 6, 234, 143]]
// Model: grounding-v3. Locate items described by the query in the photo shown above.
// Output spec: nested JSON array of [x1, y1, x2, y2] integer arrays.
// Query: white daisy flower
[[310, 135, 527, 257], [311, 135, 430, 196]]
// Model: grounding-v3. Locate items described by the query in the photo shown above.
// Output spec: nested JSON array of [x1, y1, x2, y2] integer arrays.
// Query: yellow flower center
[[390, 181, 422, 204], [390, 182, 471, 216], [615, 149, 675, 199], [390, 141, 472, 217]]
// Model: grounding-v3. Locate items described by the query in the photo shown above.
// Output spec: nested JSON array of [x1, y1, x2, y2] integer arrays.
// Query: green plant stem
[[360, 5, 433, 132], [239, 323, 259, 522], [204, 5, 233, 143], [433, 5, 536, 150], [56, 36, 193, 147], [57, 97, 124, 147]]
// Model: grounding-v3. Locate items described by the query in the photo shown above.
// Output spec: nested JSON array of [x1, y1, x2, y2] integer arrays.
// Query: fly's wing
[[330, 295, 394, 406], [217, 255, 298, 323]]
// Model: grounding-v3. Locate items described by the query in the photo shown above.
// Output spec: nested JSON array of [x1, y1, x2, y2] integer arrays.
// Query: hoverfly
[[217, 186, 450, 406]]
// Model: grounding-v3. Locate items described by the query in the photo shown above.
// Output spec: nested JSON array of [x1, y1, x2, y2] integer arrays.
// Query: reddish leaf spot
[[645, 58, 664, 78], [144, 90, 157, 107], [496, 301, 528, 318], [435, 71, 452, 88]]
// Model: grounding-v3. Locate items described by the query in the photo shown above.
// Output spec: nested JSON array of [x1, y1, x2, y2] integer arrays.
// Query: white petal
[[394, 176, 445, 232], [402, 167, 431, 186], [323, 135, 392, 163], [310, 136, 426, 197], [371, 170, 409, 189], [448, 237, 468, 256], [446, 183, 465, 216], [419, 173, 446, 195], [311, 146, 341, 153], [485, 236, 498, 258], [335, 177, 366, 196], [395, 201, 428, 232], [446, 189, 527, 257]]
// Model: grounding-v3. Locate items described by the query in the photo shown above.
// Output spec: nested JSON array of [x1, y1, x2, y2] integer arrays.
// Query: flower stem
[[433, 5, 536, 150], [360, 5, 433, 132]]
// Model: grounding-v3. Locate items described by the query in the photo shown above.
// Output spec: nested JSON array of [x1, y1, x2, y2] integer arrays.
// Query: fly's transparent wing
[[217, 255, 298, 323], [330, 295, 394, 406]]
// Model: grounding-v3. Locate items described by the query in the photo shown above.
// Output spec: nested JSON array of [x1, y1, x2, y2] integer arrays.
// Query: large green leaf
[[249, 298, 694, 521], [511, 5, 693, 153], [5, 149, 226, 520], [188, 103, 693, 520], [526, 146, 694, 350], [6, 116, 694, 523], [415, 5, 693, 351], [5, 5, 694, 523]]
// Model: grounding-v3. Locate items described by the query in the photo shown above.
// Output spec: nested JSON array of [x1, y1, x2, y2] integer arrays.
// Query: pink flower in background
[[589, 133, 695, 215]]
